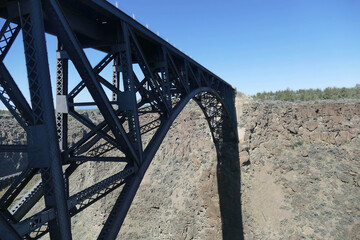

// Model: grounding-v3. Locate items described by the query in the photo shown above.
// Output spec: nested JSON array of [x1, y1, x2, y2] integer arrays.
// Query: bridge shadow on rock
[[194, 92, 244, 240], [216, 131, 243, 240]]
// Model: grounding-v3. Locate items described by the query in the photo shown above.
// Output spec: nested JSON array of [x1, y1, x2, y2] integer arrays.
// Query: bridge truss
[[0, 0, 240, 239]]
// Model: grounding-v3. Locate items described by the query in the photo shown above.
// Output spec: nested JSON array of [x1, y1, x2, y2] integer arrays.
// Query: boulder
[[335, 131, 352, 145], [239, 151, 250, 165], [309, 132, 322, 142], [327, 132, 338, 145], [304, 120, 319, 131], [286, 124, 299, 134]]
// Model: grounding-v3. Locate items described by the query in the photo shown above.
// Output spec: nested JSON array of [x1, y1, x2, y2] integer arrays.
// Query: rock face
[[118, 104, 222, 239], [0, 114, 27, 177], [1, 97, 360, 240], [239, 100, 360, 240]]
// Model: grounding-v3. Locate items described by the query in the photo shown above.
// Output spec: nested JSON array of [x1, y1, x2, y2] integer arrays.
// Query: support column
[[20, 1, 72, 239], [161, 46, 172, 107], [112, 54, 120, 102], [56, 41, 69, 151], [119, 22, 143, 165], [56, 41, 69, 197]]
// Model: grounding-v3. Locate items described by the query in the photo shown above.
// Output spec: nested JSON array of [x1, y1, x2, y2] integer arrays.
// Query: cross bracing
[[0, 0, 241, 239]]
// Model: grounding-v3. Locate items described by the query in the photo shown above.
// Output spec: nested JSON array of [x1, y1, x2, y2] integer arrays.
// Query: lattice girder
[[0, 0, 240, 239]]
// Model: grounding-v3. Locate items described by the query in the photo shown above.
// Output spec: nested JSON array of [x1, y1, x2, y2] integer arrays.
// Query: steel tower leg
[[19, 0, 72, 239], [56, 41, 70, 197], [119, 22, 143, 165], [0, 213, 21, 239], [56, 41, 69, 152]]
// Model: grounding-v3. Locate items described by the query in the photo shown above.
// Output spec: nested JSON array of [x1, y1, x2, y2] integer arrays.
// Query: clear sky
[[1, 0, 360, 110], [114, 0, 360, 94]]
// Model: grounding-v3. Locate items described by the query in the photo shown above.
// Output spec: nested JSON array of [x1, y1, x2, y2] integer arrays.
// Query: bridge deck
[[0, 0, 232, 90]]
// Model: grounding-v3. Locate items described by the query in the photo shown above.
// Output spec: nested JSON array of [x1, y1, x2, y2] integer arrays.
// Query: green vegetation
[[0, 110, 9, 115], [290, 141, 304, 150], [253, 84, 360, 101]]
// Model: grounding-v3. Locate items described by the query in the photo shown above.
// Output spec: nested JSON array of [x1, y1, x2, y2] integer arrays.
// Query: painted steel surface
[[0, 0, 241, 239]]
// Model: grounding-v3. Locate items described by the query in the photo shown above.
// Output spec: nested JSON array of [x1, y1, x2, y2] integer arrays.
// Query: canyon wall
[[1, 97, 359, 239], [238, 100, 360, 239]]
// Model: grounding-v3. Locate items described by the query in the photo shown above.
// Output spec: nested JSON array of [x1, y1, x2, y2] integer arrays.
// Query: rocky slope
[[238, 100, 360, 240], [1, 97, 359, 239], [0, 114, 27, 177], [0, 102, 222, 239], [66, 102, 221, 240]]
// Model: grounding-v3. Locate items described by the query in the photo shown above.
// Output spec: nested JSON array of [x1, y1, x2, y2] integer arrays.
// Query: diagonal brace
[[42, 0, 140, 165]]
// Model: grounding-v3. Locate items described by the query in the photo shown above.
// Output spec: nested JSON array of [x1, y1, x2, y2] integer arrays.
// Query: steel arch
[[98, 87, 240, 239]]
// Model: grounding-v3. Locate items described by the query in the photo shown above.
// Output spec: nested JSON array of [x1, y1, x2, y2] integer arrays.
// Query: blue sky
[[1, 0, 360, 110], [115, 0, 360, 94]]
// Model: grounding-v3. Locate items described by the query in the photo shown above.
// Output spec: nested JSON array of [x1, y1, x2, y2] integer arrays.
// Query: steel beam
[[56, 42, 69, 151], [9, 163, 81, 224], [0, 213, 21, 239], [0, 172, 22, 191], [0, 19, 20, 62], [10, 180, 42, 222], [160, 46, 172, 107], [68, 51, 115, 102], [187, 61, 202, 88], [166, 50, 190, 94], [119, 22, 143, 165], [68, 109, 124, 153], [63, 109, 126, 156], [97, 88, 228, 239], [0, 1, 239, 239], [66, 156, 128, 162], [0, 169, 37, 210], [128, 27, 171, 114], [42, 0, 140, 166], [19, 0, 71, 238], [84, 0, 232, 89], [0, 62, 33, 128], [0, 144, 27, 152], [13, 167, 134, 237]]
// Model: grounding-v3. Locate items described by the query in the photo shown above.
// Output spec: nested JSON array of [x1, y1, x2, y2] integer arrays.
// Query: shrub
[[252, 85, 360, 101]]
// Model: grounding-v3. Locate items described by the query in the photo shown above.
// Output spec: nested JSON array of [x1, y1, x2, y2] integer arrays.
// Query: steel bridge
[[0, 0, 241, 239]]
